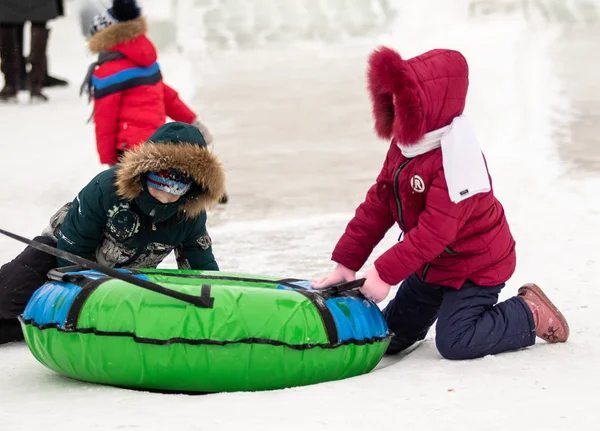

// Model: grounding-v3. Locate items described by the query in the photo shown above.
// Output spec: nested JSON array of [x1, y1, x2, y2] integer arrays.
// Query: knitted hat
[[90, 0, 141, 36], [146, 170, 193, 196]]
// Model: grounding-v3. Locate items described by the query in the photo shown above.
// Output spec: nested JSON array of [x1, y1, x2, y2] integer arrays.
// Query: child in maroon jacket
[[81, 0, 213, 166], [312, 47, 569, 360]]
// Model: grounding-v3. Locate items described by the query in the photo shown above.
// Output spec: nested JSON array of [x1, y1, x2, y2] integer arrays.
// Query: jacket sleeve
[[374, 169, 478, 286], [56, 177, 108, 267], [330, 150, 395, 271], [163, 83, 197, 124], [93, 91, 123, 165], [174, 214, 219, 270]]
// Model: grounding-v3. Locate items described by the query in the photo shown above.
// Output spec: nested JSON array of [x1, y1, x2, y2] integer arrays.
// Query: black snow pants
[[0, 236, 57, 344]]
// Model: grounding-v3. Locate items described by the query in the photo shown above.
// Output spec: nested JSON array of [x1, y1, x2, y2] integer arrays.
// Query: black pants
[[382, 273, 536, 360], [0, 236, 57, 344]]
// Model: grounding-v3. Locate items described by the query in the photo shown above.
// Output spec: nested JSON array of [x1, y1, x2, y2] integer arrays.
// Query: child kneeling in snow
[[0, 122, 226, 345], [311, 47, 569, 360], [80, 0, 213, 167]]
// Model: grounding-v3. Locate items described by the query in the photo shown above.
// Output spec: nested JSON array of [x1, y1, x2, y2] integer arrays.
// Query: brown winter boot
[[0, 25, 19, 103], [519, 283, 570, 343], [28, 24, 50, 102]]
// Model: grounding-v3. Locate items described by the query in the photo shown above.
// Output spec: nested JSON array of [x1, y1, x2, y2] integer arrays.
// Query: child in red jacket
[[312, 47, 569, 360], [80, 0, 213, 166]]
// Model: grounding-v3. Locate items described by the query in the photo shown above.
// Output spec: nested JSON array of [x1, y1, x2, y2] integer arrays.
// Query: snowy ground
[[1, 0, 599, 430]]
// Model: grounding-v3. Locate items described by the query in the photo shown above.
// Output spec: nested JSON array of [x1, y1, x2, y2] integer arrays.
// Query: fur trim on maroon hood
[[367, 47, 469, 146]]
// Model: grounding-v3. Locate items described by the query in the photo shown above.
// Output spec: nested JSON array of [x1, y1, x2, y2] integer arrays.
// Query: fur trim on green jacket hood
[[115, 122, 226, 218]]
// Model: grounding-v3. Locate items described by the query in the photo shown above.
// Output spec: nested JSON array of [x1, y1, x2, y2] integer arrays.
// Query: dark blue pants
[[382, 273, 537, 360]]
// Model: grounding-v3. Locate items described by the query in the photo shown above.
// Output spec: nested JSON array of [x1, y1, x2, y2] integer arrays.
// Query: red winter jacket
[[91, 35, 196, 165], [331, 48, 516, 289]]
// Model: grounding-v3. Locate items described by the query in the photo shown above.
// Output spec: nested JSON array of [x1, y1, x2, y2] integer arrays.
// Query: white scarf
[[397, 115, 491, 203]]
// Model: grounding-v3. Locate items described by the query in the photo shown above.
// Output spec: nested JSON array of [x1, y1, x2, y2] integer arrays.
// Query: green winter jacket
[[56, 122, 226, 270]]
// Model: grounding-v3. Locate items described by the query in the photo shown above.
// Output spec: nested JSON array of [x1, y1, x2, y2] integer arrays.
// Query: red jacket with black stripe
[[330, 47, 516, 289], [92, 34, 196, 165]]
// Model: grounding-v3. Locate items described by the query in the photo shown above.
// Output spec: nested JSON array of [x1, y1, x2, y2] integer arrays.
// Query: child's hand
[[310, 263, 356, 289], [359, 267, 391, 303], [192, 119, 214, 146]]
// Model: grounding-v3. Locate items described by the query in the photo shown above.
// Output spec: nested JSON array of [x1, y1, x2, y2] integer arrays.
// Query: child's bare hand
[[192, 119, 214, 146], [359, 267, 391, 303], [310, 263, 356, 289]]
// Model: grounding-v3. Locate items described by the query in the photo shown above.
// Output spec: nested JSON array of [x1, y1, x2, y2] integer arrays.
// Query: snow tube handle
[[0, 228, 215, 308], [322, 278, 366, 295]]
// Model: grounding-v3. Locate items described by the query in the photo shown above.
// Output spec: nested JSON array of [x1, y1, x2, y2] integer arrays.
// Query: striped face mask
[[146, 170, 192, 196]]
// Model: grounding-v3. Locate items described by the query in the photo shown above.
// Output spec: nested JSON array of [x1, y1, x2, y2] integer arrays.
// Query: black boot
[[0, 319, 24, 344], [44, 73, 69, 88], [385, 337, 419, 355], [43, 28, 68, 88], [28, 24, 49, 102], [0, 24, 20, 102], [17, 24, 67, 89]]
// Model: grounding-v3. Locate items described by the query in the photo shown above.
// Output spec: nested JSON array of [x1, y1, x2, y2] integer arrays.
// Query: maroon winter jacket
[[330, 48, 516, 289]]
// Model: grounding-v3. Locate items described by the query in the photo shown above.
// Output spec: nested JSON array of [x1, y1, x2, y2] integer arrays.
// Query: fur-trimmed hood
[[88, 16, 147, 54], [367, 47, 469, 146], [114, 124, 226, 219]]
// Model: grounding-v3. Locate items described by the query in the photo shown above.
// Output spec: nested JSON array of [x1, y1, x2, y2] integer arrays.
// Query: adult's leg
[[0, 24, 20, 102], [16, 23, 28, 90], [28, 22, 49, 101]]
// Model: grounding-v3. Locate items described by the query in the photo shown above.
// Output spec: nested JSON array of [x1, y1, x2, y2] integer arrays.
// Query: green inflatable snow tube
[[20, 268, 391, 392]]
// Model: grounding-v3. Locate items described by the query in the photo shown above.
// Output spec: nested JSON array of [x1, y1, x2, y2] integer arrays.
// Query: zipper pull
[[150, 208, 156, 230]]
